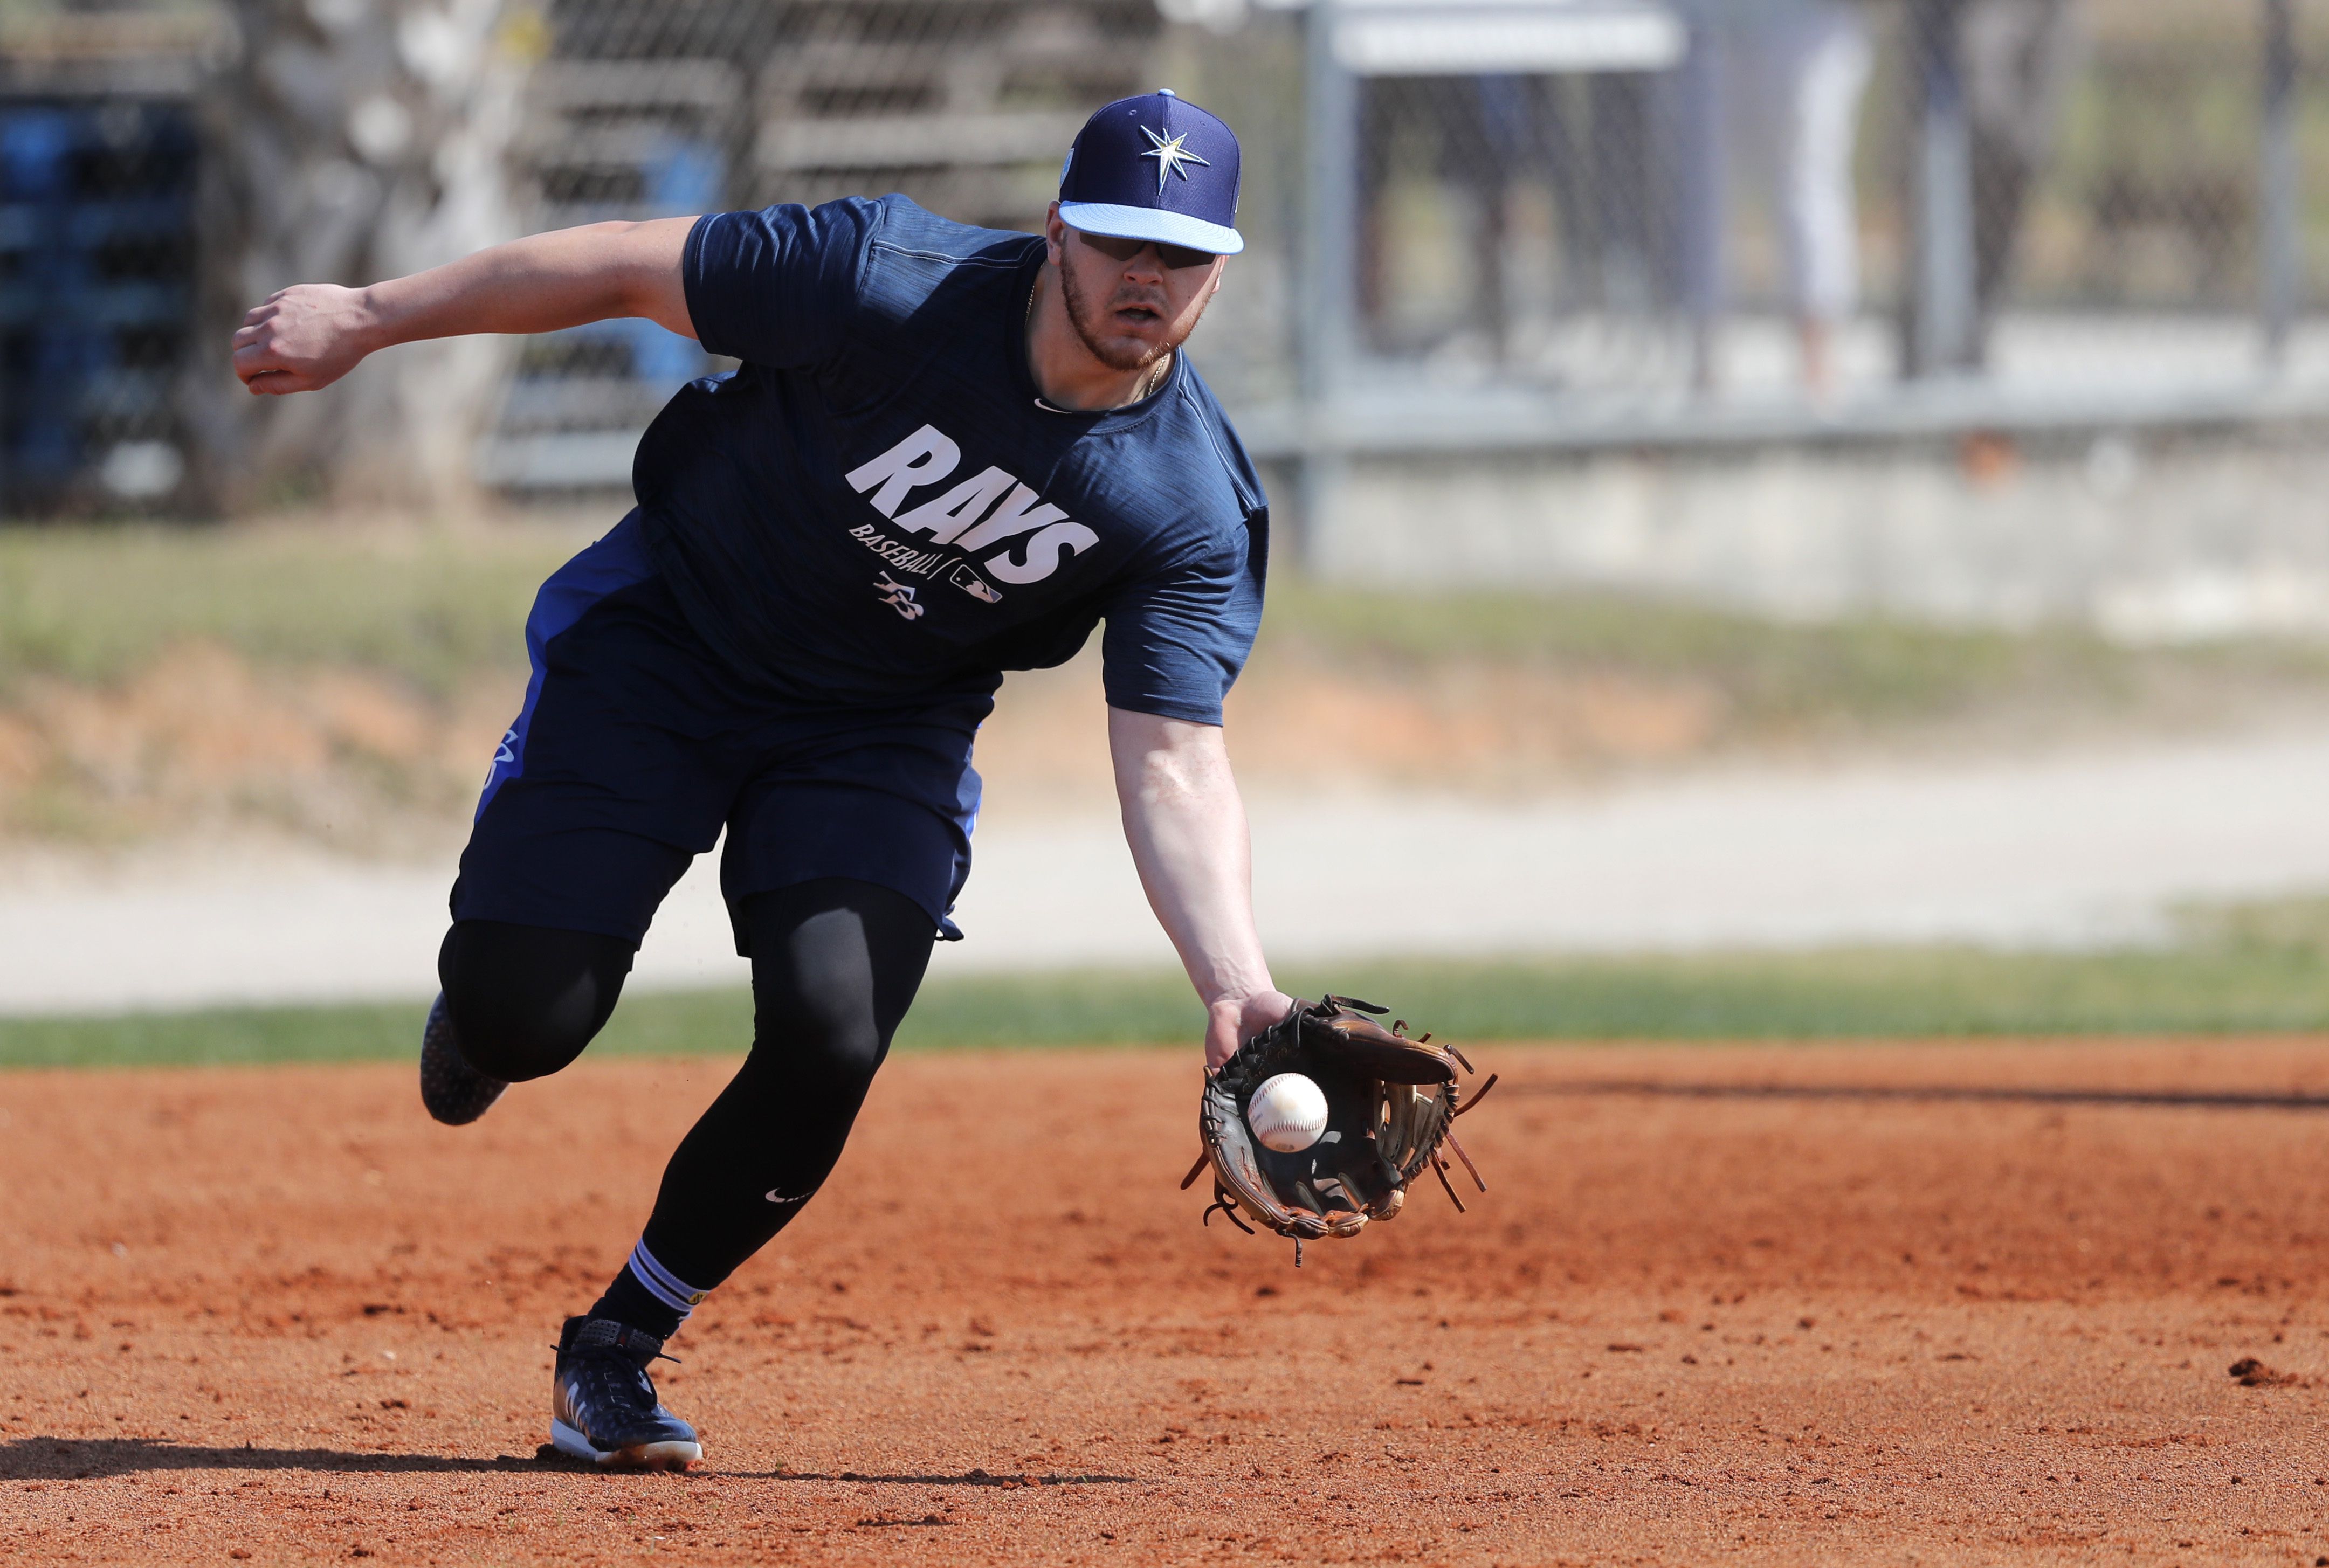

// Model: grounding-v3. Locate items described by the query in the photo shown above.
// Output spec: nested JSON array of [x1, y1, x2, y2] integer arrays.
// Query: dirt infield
[[5, 1039, 2329, 1565]]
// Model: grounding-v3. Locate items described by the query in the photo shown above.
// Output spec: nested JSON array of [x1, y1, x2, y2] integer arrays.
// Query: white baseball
[[1247, 1073, 1328, 1153]]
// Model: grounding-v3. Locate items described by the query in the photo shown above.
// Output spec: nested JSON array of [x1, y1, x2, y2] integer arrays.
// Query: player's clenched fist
[[232, 284, 379, 395]]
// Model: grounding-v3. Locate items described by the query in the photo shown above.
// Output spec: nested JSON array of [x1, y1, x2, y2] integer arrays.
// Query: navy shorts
[[451, 513, 988, 952]]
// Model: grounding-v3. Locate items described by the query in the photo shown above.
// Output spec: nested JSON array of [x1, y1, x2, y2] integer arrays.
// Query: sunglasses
[[1074, 229, 1217, 271]]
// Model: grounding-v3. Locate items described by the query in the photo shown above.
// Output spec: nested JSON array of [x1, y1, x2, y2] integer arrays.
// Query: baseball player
[[232, 92, 1289, 1470]]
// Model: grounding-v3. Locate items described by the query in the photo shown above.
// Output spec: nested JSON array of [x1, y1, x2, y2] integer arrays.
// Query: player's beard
[[1058, 258, 1196, 375]]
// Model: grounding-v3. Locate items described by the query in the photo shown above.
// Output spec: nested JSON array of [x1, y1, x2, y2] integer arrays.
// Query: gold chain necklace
[[1134, 350, 1171, 404]]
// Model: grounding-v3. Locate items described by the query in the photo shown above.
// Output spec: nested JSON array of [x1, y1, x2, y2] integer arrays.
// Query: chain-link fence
[[0, 0, 2322, 510], [481, 0, 1173, 487], [0, 2, 222, 514], [1260, 0, 2329, 458]]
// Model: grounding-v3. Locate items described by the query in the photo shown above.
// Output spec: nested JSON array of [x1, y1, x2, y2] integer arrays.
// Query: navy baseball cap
[[1058, 89, 1243, 257]]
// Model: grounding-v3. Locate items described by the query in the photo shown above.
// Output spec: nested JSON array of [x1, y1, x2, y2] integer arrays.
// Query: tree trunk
[[189, 0, 528, 513]]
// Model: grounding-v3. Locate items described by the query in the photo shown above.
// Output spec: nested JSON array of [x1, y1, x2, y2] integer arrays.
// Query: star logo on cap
[[1139, 123, 1211, 194]]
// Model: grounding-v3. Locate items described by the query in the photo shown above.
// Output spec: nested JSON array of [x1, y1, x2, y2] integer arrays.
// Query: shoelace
[[564, 1348, 676, 1424]]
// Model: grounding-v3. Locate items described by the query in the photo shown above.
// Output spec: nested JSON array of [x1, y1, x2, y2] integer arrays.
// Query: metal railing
[[1250, 0, 2327, 471]]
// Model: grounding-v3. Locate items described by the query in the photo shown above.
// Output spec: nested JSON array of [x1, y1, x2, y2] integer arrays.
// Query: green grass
[[0, 523, 576, 697], [1259, 579, 2329, 735], [0, 991, 760, 1072], [8, 900, 2329, 1070]]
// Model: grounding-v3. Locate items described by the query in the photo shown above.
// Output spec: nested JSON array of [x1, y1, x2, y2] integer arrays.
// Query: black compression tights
[[437, 921, 635, 1082], [436, 878, 935, 1322]]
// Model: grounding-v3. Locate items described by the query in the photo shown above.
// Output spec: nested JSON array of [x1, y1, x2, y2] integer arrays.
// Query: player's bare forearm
[[1107, 706, 1294, 1069], [232, 217, 698, 396]]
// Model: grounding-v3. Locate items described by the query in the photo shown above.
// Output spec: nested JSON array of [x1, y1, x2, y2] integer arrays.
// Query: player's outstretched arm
[[1108, 707, 1295, 1070], [231, 217, 699, 396]]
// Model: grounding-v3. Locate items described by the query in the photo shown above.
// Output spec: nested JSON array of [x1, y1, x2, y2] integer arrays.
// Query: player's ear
[[1043, 201, 1067, 266]]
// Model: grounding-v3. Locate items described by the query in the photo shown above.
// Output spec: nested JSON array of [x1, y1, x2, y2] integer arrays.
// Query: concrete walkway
[[6, 727, 2329, 1015]]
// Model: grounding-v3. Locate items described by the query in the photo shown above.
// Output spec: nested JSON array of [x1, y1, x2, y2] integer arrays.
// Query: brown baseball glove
[[1182, 996, 1494, 1261]]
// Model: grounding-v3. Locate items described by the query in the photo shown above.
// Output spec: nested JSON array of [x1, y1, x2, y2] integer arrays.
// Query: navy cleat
[[550, 1316, 703, 1471], [419, 992, 507, 1126]]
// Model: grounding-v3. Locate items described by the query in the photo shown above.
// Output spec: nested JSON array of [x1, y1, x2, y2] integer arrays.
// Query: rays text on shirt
[[845, 422, 1100, 586]]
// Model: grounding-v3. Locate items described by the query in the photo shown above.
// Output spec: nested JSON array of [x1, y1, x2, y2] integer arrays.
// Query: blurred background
[[6, 0, 2329, 1056]]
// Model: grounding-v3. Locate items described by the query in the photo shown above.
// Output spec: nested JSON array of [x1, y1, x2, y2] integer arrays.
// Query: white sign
[[1331, 0, 1687, 77]]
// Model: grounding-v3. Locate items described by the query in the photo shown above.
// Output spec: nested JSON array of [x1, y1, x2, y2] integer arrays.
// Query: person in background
[[1679, 0, 1875, 396], [1966, 0, 2083, 361], [1899, 0, 2083, 371], [1356, 72, 1673, 369]]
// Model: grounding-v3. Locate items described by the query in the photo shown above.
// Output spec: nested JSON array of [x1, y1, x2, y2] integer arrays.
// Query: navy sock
[[587, 1242, 695, 1342]]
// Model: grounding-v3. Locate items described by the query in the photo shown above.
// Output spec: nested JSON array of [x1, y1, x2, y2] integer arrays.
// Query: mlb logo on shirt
[[950, 564, 1002, 604]]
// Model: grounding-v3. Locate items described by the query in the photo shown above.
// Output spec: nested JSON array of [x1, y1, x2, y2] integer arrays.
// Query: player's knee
[[437, 920, 635, 1082], [759, 983, 889, 1090], [815, 1018, 890, 1088], [442, 997, 594, 1082], [743, 881, 927, 1092]]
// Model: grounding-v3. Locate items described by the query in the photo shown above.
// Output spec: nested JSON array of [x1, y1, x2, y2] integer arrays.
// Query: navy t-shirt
[[628, 195, 1269, 725]]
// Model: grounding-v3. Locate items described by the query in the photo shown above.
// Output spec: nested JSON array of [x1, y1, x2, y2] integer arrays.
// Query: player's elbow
[[1126, 754, 1202, 814], [1121, 740, 1236, 823]]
